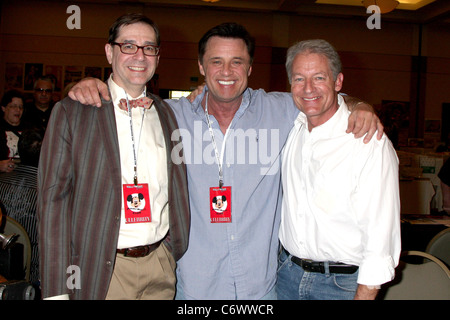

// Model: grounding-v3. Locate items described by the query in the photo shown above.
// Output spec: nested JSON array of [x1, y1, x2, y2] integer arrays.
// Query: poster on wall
[[24, 63, 43, 91], [64, 66, 83, 89], [380, 100, 410, 149], [4, 63, 23, 91], [85, 66, 102, 79], [44, 65, 63, 93]]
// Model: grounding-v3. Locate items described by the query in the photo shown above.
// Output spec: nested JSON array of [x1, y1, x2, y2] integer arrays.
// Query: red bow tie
[[118, 97, 153, 111]]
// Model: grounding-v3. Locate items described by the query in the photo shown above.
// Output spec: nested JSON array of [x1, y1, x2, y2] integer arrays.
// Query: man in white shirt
[[278, 39, 401, 300]]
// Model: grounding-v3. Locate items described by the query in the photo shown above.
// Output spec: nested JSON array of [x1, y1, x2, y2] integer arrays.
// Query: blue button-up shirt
[[167, 87, 298, 299]]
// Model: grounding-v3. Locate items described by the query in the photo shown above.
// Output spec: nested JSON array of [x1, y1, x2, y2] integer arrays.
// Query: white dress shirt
[[279, 95, 401, 286], [108, 76, 169, 249]]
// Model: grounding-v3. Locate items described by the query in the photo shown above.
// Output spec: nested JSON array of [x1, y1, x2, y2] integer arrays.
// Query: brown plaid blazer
[[37, 92, 190, 300]]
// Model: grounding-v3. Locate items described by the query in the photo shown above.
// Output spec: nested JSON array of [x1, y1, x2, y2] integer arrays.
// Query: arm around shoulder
[[68, 77, 110, 107], [344, 95, 384, 143]]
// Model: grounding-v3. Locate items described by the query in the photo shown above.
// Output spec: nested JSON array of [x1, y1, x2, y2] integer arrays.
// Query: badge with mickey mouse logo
[[210, 186, 231, 223], [123, 184, 151, 224]]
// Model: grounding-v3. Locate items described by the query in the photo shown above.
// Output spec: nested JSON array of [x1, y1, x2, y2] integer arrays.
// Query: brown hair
[[107, 13, 160, 45]]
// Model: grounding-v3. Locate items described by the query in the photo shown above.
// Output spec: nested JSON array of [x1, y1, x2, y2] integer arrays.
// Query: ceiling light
[[362, 0, 399, 13]]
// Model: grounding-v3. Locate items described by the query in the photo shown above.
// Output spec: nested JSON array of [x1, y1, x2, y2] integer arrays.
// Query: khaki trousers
[[106, 243, 176, 300]]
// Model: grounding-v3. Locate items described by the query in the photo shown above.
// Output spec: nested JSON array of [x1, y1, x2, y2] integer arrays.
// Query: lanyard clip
[[134, 166, 138, 185], [219, 179, 223, 188]]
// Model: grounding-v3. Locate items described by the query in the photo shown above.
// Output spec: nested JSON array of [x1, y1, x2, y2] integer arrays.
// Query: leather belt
[[283, 248, 358, 274], [116, 240, 162, 258], [291, 256, 358, 274]]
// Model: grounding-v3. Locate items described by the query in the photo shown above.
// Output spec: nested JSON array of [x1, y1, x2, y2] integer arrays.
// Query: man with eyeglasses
[[37, 13, 190, 300], [22, 76, 54, 131]]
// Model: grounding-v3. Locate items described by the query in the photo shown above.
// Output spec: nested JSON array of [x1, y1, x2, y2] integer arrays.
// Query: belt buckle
[[310, 261, 325, 273], [123, 246, 144, 257], [301, 259, 325, 273]]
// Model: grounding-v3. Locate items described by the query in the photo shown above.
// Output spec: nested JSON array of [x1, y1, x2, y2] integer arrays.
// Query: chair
[[426, 227, 450, 267], [1, 216, 32, 281], [381, 250, 450, 300]]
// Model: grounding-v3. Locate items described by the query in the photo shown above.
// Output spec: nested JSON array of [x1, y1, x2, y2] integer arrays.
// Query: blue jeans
[[276, 249, 358, 300]]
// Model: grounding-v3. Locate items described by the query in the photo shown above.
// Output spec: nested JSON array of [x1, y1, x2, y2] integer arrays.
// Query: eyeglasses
[[35, 88, 53, 94], [111, 42, 160, 56]]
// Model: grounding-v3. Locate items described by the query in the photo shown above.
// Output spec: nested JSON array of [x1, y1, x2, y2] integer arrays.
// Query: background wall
[[1, 0, 449, 146]]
